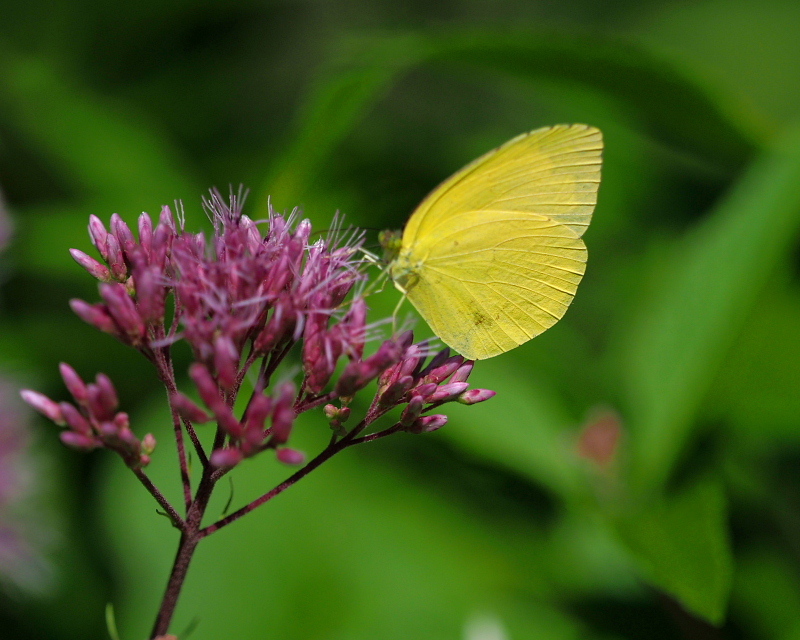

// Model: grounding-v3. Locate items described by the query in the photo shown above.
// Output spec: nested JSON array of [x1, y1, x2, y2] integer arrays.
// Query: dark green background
[[2, 0, 800, 638]]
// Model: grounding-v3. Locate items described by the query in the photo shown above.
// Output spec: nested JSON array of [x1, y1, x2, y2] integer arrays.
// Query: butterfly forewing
[[402, 124, 602, 247]]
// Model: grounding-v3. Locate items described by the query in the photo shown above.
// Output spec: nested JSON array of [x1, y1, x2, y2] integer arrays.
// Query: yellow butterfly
[[384, 124, 603, 360]]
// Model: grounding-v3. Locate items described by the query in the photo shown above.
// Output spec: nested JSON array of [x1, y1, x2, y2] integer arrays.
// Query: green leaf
[[258, 29, 761, 213], [0, 47, 199, 207], [614, 478, 733, 625], [625, 121, 800, 491]]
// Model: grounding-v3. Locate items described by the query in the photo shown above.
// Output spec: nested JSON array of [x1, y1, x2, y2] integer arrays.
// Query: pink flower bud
[[60, 402, 91, 433], [422, 355, 464, 385], [133, 265, 165, 323], [379, 375, 414, 406], [213, 335, 239, 391], [189, 364, 242, 437], [398, 344, 424, 378], [457, 389, 496, 405], [94, 373, 119, 413], [276, 447, 305, 466], [412, 382, 438, 401], [255, 299, 295, 354], [20, 390, 65, 425], [110, 213, 136, 260], [88, 215, 109, 256], [420, 348, 451, 375], [159, 205, 176, 233], [138, 212, 153, 250], [294, 219, 312, 244], [407, 414, 448, 434], [210, 447, 244, 469], [428, 382, 470, 404], [400, 396, 424, 426], [59, 363, 88, 404], [60, 431, 100, 450], [99, 283, 145, 343], [105, 233, 128, 280], [270, 382, 295, 445], [70, 299, 117, 335], [243, 394, 272, 446], [70, 248, 112, 281], [171, 392, 212, 424], [450, 361, 475, 383]]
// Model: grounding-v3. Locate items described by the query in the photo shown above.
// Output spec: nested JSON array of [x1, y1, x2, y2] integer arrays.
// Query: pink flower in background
[[0, 191, 52, 594]]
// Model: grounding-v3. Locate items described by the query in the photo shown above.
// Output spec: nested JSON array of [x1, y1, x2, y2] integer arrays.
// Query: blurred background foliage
[[1, 0, 799, 638]]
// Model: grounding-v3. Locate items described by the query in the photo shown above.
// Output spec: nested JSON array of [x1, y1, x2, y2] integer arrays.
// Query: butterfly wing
[[405, 215, 586, 360], [402, 124, 602, 247], [396, 124, 602, 359]]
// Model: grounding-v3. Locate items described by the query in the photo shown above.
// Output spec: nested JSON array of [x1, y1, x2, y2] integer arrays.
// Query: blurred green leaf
[[732, 549, 800, 640], [103, 399, 601, 640], [0, 45, 203, 278], [615, 477, 732, 624], [705, 280, 800, 441], [259, 29, 761, 214], [625, 122, 800, 491], [0, 47, 198, 205], [442, 354, 585, 503]]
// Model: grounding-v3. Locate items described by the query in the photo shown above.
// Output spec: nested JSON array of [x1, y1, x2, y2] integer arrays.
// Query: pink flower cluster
[[21, 365, 154, 469], [22, 190, 494, 474]]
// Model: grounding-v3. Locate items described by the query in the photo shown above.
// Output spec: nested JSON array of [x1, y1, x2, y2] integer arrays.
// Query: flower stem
[[149, 531, 200, 639]]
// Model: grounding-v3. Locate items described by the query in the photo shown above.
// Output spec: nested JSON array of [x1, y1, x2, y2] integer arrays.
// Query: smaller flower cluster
[[172, 364, 301, 468], [314, 330, 495, 447], [69, 206, 178, 349], [21, 364, 155, 469]]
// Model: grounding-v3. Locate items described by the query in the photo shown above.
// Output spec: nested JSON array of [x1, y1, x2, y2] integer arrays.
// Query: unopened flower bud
[[138, 212, 153, 250], [110, 213, 136, 259], [407, 414, 448, 434], [294, 219, 312, 244], [450, 361, 475, 383], [105, 233, 128, 281], [100, 283, 145, 343], [400, 396, 424, 427], [324, 403, 350, 436], [213, 335, 239, 391], [270, 382, 295, 445], [422, 355, 464, 385], [134, 265, 165, 323], [59, 363, 89, 404], [70, 299, 118, 335], [420, 348, 451, 375], [210, 447, 244, 469], [70, 249, 112, 281], [60, 402, 91, 433], [159, 205, 177, 233], [60, 431, 100, 450], [88, 215, 109, 256], [411, 382, 438, 401], [95, 373, 119, 413], [171, 393, 212, 423], [141, 433, 157, 455], [427, 382, 470, 404], [276, 447, 305, 466], [188, 364, 242, 437], [243, 394, 272, 446], [20, 390, 65, 425], [457, 388, 496, 405], [379, 375, 414, 406]]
